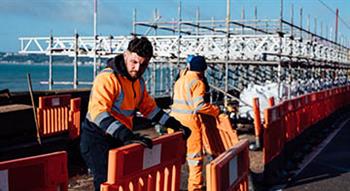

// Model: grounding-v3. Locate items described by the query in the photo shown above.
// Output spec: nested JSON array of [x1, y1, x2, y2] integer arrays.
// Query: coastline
[[0, 61, 97, 66]]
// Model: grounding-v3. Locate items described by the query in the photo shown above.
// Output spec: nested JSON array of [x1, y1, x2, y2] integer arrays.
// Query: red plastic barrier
[[283, 100, 297, 142], [0, 151, 68, 191], [299, 95, 310, 131], [263, 105, 285, 164], [263, 85, 350, 167], [268, 97, 275, 107], [309, 93, 318, 125], [315, 91, 325, 120], [201, 114, 239, 157], [294, 97, 304, 135], [100, 132, 186, 191], [206, 140, 249, 191], [37, 94, 80, 139]]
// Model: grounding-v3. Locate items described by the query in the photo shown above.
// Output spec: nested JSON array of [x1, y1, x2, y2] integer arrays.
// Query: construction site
[[1, 0, 350, 190]]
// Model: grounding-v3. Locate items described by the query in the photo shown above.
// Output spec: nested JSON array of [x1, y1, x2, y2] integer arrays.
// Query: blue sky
[[0, 0, 349, 52]]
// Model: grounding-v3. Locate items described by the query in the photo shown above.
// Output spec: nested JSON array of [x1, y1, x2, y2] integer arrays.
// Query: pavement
[[283, 116, 350, 191]]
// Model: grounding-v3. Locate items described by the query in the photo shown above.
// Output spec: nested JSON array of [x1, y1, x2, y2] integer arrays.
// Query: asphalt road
[[284, 117, 350, 191]]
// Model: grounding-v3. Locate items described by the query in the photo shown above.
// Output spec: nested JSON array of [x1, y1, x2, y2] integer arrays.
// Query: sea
[[0, 63, 175, 96], [0, 63, 94, 92]]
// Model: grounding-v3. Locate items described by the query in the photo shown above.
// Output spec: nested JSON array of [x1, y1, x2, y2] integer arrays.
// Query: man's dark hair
[[127, 37, 153, 59]]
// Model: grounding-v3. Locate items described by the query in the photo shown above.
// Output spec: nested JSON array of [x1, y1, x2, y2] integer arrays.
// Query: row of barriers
[[260, 85, 350, 164], [0, 151, 68, 191], [6, 85, 349, 191], [8, 85, 349, 191], [101, 122, 247, 191], [0, 94, 81, 190], [0, 131, 244, 191], [0, 94, 81, 191], [36, 94, 81, 140]]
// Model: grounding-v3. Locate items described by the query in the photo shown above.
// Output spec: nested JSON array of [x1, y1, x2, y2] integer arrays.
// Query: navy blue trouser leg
[[80, 128, 108, 191], [80, 120, 121, 191]]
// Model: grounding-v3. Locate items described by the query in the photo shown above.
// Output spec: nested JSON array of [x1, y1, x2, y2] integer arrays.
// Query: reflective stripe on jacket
[[171, 69, 220, 118], [86, 64, 160, 135]]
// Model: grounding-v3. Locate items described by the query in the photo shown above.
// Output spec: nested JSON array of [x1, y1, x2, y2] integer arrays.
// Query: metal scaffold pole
[[48, 33, 53, 90], [288, 3, 294, 99], [171, 0, 182, 96], [224, 0, 230, 107], [74, 32, 79, 89], [151, 8, 158, 96], [93, 0, 98, 79], [335, 8, 339, 43], [133, 9, 137, 35], [278, 0, 283, 100]]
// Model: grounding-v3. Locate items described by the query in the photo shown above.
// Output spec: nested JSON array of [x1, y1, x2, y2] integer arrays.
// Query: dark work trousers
[[80, 119, 122, 191]]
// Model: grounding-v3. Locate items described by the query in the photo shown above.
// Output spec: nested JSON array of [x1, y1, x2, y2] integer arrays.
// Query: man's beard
[[129, 71, 139, 79]]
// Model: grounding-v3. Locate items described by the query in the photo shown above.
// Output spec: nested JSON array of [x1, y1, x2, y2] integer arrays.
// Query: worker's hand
[[125, 134, 153, 149], [165, 117, 192, 140], [113, 125, 153, 149], [178, 125, 191, 140]]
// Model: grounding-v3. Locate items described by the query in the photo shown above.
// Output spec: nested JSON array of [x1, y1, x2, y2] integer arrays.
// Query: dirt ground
[[68, 173, 94, 191]]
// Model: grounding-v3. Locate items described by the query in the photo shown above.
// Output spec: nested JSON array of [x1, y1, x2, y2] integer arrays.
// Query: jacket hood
[[107, 54, 136, 81], [180, 69, 203, 79], [180, 69, 209, 92]]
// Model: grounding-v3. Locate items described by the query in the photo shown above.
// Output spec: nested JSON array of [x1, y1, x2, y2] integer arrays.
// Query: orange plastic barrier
[[252, 97, 262, 148], [36, 94, 81, 138], [268, 97, 275, 107], [69, 97, 81, 140], [263, 105, 285, 164], [300, 95, 311, 131], [283, 100, 297, 142], [100, 132, 186, 191], [293, 97, 304, 135], [0, 151, 68, 191], [263, 85, 350, 167], [200, 114, 239, 157], [206, 140, 249, 191]]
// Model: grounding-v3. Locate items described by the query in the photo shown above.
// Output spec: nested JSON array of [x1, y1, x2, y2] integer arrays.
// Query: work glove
[[124, 134, 153, 149], [113, 126, 153, 149], [164, 117, 191, 140]]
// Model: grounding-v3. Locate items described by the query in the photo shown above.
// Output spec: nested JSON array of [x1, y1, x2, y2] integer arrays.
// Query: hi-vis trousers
[[172, 114, 205, 191]]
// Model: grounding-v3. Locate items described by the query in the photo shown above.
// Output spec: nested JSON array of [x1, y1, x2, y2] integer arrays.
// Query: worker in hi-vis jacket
[[80, 37, 191, 191], [170, 55, 220, 191]]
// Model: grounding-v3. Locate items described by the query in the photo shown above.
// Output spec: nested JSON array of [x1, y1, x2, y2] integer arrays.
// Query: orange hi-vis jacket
[[86, 55, 164, 136], [171, 69, 220, 119], [170, 69, 219, 191]]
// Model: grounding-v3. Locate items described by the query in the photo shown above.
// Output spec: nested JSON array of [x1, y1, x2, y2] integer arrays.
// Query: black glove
[[125, 134, 153, 149], [113, 126, 153, 149], [179, 125, 191, 140], [164, 117, 191, 140]]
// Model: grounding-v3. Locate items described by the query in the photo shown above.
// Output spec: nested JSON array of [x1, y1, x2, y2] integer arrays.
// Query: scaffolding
[[18, 3, 350, 106]]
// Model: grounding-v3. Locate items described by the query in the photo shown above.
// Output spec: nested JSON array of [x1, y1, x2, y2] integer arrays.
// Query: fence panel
[[101, 132, 186, 191], [37, 94, 80, 139], [0, 151, 68, 191], [206, 140, 249, 191], [200, 114, 239, 157]]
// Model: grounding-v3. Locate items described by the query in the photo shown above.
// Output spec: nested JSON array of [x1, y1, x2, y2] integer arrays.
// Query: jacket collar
[[181, 69, 203, 79]]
